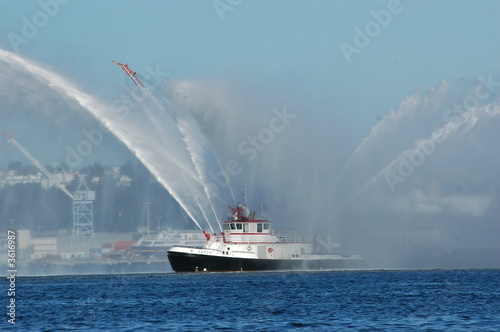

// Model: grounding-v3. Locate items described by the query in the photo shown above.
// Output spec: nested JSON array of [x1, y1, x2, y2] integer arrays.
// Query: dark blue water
[[3, 270, 500, 331]]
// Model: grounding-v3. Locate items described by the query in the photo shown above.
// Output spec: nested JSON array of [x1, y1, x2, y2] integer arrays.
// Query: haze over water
[[2, 49, 499, 269], [1, 1, 500, 269]]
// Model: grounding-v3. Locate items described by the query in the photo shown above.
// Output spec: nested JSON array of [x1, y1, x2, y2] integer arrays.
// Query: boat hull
[[167, 250, 366, 272]]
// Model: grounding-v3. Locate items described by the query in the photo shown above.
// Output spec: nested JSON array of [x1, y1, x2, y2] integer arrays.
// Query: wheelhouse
[[222, 203, 272, 234]]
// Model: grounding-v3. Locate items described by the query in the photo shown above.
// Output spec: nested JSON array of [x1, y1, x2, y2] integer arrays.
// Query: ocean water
[[4, 269, 500, 331]]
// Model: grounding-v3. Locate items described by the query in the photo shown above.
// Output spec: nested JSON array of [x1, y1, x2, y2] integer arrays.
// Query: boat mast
[[243, 182, 247, 205]]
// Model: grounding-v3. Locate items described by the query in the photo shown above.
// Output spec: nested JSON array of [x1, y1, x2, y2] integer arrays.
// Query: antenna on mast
[[243, 182, 247, 205]]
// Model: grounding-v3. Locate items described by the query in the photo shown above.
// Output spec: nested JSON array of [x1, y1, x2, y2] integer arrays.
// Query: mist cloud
[[2, 50, 499, 268], [162, 74, 500, 269]]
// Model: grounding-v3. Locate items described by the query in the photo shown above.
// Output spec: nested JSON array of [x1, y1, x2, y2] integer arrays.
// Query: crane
[[3, 131, 96, 253], [3, 131, 73, 198]]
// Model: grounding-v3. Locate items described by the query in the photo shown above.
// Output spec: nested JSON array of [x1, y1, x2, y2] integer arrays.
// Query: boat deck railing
[[276, 232, 315, 243], [253, 212, 271, 221]]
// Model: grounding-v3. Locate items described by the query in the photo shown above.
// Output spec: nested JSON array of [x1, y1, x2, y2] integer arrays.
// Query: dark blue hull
[[167, 251, 366, 272]]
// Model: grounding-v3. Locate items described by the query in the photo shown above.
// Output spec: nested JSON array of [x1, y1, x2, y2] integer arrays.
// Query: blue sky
[[1, 0, 499, 180], [2, 0, 498, 130]]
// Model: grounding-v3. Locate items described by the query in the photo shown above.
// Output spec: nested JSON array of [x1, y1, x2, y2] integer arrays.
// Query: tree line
[[0, 160, 193, 234]]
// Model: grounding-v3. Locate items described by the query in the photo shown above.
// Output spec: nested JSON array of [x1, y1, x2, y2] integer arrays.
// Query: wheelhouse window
[[243, 223, 249, 233], [236, 223, 242, 230], [263, 223, 270, 230], [257, 223, 263, 232], [230, 223, 236, 230]]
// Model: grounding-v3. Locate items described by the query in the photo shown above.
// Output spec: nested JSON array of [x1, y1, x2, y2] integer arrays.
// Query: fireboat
[[167, 203, 366, 272]]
